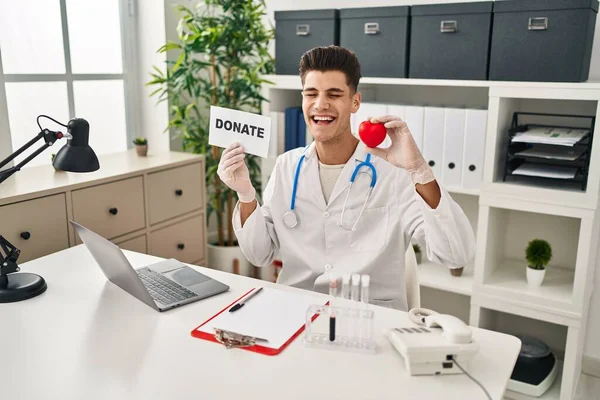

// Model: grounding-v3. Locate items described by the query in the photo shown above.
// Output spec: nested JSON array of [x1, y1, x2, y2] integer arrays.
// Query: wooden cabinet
[[0, 151, 207, 266], [149, 213, 205, 264], [72, 176, 145, 241], [147, 162, 204, 225], [0, 194, 69, 263]]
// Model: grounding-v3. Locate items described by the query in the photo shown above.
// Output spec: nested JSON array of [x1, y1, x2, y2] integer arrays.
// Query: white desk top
[[1, 246, 521, 400]]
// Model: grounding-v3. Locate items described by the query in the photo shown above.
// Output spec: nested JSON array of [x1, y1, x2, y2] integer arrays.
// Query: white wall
[[263, 0, 600, 361], [135, 0, 173, 155]]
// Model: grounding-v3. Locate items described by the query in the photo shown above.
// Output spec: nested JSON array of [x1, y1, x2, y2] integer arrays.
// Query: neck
[[315, 132, 359, 165]]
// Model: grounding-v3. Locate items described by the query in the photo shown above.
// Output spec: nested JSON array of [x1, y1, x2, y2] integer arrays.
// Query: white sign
[[208, 106, 271, 158]]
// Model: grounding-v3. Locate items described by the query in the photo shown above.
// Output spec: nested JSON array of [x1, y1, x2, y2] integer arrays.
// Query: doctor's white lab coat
[[232, 142, 476, 311]]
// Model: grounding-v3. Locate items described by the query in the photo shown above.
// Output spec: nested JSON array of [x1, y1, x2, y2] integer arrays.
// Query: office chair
[[405, 244, 421, 310]]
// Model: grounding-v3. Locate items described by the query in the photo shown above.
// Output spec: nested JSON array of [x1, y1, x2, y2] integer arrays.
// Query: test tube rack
[[303, 304, 376, 354]]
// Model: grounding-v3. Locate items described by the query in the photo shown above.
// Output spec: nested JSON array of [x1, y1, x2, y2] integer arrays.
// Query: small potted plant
[[412, 244, 422, 264], [132, 137, 148, 156], [525, 239, 552, 287]]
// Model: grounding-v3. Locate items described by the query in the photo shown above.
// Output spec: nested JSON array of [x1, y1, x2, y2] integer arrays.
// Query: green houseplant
[[147, 0, 274, 274], [525, 239, 552, 287], [132, 137, 148, 156]]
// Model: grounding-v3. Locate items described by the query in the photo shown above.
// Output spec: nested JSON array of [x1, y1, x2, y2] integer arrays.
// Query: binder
[[442, 108, 466, 187], [462, 109, 487, 189], [423, 107, 445, 179], [191, 287, 327, 356], [404, 105, 425, 151]]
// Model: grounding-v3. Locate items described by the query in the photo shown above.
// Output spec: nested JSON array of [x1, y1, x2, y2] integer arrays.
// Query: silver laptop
[[71, 221, 229, 312]]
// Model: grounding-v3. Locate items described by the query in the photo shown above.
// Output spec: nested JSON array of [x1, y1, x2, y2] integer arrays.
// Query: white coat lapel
[[303, 143, 327, 210]]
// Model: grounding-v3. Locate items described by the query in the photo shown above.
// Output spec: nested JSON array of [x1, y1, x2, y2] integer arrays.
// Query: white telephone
[[383, 308, 479, 376]]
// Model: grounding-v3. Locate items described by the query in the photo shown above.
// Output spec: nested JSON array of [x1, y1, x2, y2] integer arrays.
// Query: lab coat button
[[323, 212, 330, 218]]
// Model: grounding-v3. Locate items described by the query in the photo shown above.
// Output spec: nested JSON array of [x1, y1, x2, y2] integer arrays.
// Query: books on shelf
[[511, 127, 589, 147]]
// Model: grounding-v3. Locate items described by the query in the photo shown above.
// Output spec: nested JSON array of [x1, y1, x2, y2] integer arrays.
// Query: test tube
[[350, 274, 361, 346], [329, 276, 338, 298], [341, 274, 350, 300], [361, 274, 370, 306], [351, 274, 360, 302], [360, 275, 371, 348]]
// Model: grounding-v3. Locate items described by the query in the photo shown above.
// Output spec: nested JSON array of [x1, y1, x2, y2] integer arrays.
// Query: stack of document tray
[[503, 112, 595, 191]]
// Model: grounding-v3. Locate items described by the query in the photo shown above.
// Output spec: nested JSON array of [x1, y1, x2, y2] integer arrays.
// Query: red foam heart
[[358, 120, 386, 148]]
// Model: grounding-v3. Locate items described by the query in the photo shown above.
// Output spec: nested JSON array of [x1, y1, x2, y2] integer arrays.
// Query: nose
[[314, 94, 330, 111]]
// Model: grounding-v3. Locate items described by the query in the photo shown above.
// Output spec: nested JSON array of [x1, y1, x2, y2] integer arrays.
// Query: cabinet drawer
[[0, 194, 69, 262], [147, 162, 204, 225], [115, 234, 147, 254], [72, 177, 145, 241], [149, 214, 205, 264]]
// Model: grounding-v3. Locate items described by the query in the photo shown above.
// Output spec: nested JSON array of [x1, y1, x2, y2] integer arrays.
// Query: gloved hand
[[217, 142, 256, 203], [365, 115, 435, 185]]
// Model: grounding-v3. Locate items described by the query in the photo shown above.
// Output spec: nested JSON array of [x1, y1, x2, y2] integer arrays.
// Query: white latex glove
[[365, 115, 435, 185], [217, 142, 256, 203]]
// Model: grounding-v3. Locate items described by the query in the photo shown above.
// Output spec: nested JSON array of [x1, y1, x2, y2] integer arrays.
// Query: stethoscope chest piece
[[283, 210, 299, 228]]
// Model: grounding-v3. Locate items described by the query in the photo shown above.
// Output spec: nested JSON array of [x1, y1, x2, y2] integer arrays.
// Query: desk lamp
[[0, 115, 99, 303]]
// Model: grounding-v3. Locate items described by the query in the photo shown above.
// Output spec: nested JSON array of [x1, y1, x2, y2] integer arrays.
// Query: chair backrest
[[405, 244, 421, 310]]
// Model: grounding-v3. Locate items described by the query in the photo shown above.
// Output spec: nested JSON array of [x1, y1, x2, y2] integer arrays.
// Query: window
[[0, 0, 137, 168]]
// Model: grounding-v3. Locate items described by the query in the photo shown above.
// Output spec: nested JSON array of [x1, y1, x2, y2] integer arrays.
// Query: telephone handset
[[408, 307, 473, 344], [383, 307, 479, 376]]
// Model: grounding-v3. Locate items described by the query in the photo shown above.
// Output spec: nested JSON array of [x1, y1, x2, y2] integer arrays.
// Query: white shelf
[[504, 361, 563, 400], [263, 74, 600, 91], [444, 186, 481, 196], [481, 260, 575, 316], [418, 261, 474, 296]]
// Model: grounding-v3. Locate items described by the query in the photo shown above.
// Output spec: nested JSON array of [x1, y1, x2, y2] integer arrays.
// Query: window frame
[[0, 0, 139, 164]]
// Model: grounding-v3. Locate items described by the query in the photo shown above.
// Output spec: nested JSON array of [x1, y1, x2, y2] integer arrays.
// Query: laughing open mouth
[[311, 115, 336, 125]]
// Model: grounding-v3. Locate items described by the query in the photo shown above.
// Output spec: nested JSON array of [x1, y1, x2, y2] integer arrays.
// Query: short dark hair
[[299, 46, 362, 92]]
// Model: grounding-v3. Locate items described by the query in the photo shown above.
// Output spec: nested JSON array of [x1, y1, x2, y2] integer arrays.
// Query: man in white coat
[[217, 46, 476, 311]]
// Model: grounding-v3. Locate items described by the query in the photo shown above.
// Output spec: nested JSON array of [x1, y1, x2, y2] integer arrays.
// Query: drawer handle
[[175, 189, 183, 196], [109, 207, 118, 216], [428, 160, 435, 167], [20, 231, 31, 240], [440, 20, 457, 33], [528, 17, 548, 31], [469, 164, 476, 172], [296, 24, 310, 36], [448, 162, 455, 169], [177, 243, 185, 250], [364, 22, 379, 35]]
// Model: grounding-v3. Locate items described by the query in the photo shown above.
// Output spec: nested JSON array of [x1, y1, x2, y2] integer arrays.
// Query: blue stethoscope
[[283, 152, 378, 231]]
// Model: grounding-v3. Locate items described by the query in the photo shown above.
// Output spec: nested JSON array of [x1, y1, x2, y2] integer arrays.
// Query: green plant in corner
[[525, 239, 552, 270], [147, 0, 274, 247]]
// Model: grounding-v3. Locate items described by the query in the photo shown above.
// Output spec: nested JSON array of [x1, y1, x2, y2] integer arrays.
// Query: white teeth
[[313, 116, 334, 121]]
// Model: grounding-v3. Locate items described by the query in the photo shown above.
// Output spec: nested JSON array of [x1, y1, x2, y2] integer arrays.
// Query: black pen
[[229, 287, 263, 312]]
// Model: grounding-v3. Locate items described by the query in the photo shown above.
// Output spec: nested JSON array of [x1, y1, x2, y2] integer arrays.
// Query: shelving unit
[[259, 74, 600, 400]]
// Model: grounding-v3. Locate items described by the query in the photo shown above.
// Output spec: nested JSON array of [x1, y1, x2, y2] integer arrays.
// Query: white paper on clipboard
[[197, 287, 325, 350]]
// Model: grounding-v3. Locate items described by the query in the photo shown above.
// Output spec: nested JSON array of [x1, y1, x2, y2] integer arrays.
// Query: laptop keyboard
[[136, 268, 197, 305]]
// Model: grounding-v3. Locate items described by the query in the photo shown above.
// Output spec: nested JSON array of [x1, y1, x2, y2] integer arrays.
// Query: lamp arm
[[0, 129, 66, 185], [0, 235, 20, 277]]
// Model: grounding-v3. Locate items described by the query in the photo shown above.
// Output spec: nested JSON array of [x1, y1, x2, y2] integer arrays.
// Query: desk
[[1, 246, 521, 400]]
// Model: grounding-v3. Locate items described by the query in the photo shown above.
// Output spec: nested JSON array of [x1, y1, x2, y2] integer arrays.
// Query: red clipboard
[[190, 288, 326, 356]]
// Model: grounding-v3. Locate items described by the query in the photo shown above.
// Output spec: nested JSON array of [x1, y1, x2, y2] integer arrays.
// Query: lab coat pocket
[[345, 206, 389, 252]]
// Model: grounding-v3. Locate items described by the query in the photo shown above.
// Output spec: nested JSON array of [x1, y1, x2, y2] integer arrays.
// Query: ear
[[351, 91, 362, 114]]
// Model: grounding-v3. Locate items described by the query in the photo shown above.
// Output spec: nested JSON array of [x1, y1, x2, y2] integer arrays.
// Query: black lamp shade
[[52, 118, 100, 172]]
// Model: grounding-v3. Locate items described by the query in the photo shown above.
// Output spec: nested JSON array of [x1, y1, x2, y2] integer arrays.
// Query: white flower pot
[[526, 266, 546, 287], [207, 243, 253, 277]]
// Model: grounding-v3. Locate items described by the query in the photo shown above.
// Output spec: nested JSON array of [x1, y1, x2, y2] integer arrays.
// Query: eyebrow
[[303, 87, 345, 93]]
